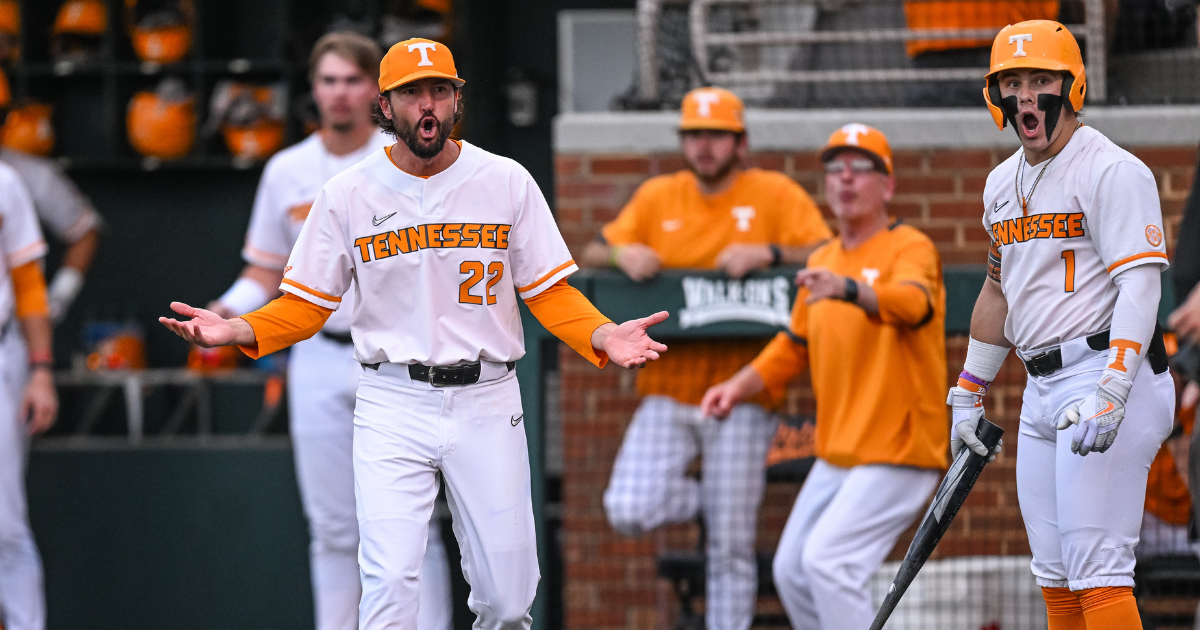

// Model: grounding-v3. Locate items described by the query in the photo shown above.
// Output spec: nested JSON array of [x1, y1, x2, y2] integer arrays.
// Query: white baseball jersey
[[0, 163, 48, 327], [242, 130, 391, 333], [281, 140, 577, 366], [0, 148, 101, 244], [983, 126, 1167, 353]]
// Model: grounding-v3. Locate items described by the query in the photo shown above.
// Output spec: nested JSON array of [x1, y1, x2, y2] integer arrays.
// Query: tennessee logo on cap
[[820, 123, 894, 174], [680, 87, 744, 133], [379, 38, 465, 93]]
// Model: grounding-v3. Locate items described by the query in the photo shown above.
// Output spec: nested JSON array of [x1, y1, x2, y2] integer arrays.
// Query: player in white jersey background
[[947, 21, 1172, 630], [160, 37, 668, 630], [0, 161, 59, 630], [205, 32, 451, 630], [0, 70, 103, 325]]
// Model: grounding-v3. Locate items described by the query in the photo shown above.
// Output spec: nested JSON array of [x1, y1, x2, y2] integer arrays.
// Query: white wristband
[[964, 336, 1011, 383], [48, 267, 84, 323], [217, 277, 270, 316]]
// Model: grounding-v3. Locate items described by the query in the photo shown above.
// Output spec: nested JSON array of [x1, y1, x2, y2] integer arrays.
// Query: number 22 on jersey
[[460, 261, 504, 305]]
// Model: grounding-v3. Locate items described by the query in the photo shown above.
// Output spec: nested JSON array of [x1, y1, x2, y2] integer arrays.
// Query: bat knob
[[976, 418, 1004, 452]]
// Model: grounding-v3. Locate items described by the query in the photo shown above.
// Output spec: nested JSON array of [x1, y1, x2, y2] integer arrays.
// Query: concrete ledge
[[554, 106, 1200, 153]]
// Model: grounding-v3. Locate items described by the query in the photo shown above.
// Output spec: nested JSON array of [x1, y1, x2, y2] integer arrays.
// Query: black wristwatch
[[768, 244, 782, 268], [842, 277, 859, 304]]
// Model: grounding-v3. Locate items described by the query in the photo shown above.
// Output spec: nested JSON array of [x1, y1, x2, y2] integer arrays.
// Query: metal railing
[[635, 0, 1108, 104]]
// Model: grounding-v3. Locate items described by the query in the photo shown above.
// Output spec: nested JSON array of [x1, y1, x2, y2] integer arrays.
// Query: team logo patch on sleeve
[[1146, 225, 1163, 247]]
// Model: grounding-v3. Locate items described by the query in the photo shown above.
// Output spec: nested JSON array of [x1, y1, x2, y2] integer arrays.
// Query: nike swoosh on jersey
[[994, 200, 1010, 213], [1088, 402, 1116, 420], [511, 414, 524, 426], [372, 212, 397, 226]]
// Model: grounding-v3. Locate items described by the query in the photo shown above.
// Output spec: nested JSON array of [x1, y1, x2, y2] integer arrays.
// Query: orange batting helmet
[[983, 20, 1086, 138], [127, 79, 195, 159], [125, 0, 193, 64], [2, 103, 55, 156], [53, 0, 108, 35]]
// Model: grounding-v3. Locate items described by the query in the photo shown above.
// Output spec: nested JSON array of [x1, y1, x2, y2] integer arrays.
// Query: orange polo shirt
[[904, 1, 1061, 57], [602, 168, 831, 406], [750, 223, 948, 470]]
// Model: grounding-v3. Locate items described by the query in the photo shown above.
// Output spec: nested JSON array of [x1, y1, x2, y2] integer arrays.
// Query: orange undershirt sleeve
[[524, 278, 612, 368], [239, 293, 333, 359], [10, 260, 49, 319], [873, 282, 933, 326]]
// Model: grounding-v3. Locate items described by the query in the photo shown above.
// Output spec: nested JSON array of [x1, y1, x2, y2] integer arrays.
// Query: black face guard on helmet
[[987, 72, 1075, 142]]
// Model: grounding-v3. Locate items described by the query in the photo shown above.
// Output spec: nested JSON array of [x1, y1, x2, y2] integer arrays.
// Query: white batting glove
[[947, 386, 1002, 462], [47, 267, 84, 324], [1058, 371, 1132, 456]]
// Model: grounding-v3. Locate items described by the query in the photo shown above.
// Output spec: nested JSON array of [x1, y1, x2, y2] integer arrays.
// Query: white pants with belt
[[353, 363, 537, 630], [290, 334, 453, 630], [0, 329, 43, 630], [772, 460, 938, 630], [1015, 337, 1174, 591], [602, 395, 779, 630]]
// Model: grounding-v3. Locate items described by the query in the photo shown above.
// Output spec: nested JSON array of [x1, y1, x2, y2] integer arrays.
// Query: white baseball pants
[[1015, 346, 1174, 591], [0, 330, 43, 630], [290, 334, 452, 630], [602, 396, 778, 630], [772, 460, 938, 630], [353, 365, 538, 630]]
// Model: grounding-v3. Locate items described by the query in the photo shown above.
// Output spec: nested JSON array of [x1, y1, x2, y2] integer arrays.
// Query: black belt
[[362, 361, 515, 386], [320, 330, 353, 345], [1023, 324, 1168, 377]]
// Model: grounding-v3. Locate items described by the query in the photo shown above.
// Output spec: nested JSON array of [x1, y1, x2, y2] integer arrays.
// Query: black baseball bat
[[867, 418, 1004, 630]]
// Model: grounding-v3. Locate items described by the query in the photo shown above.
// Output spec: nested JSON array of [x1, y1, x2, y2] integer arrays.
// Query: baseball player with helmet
[[0, 70, 103, 325], [583, 86, 830, 630], [204, 32, 452, 630], [160, 37, 667, 630], [702, 124, 948, 630], [950, 21, 1172, 629], [0, 161, 59, 630]]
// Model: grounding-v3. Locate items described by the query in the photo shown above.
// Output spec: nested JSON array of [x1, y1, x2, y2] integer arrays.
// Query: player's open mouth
[[1021, 113, 1040, 139], [419, 116, 438, 141]]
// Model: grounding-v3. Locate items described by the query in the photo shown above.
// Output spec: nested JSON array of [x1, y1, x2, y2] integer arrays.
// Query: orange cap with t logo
[[820, 123, 893, 175], [679, 87, 744, 133], [379, 38, 465, 93]]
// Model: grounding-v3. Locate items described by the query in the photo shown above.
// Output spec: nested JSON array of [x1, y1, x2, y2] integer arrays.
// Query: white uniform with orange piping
[[976, 21, 1173, 610], [0, 162, 49, 630], [237, 128, 451, 630], [232, 38, 616, 630]]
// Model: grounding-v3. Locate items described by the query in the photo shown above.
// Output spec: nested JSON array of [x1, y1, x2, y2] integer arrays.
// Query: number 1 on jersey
[[1061, 250, 1075, 293], [460, 261, 505, 305]]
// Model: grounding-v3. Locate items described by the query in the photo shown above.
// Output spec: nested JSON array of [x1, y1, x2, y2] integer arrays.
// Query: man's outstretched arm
[[160, 294, 333, 357]]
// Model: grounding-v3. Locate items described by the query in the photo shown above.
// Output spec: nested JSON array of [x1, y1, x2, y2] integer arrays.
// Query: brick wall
[[555, 146, 1197, 630]]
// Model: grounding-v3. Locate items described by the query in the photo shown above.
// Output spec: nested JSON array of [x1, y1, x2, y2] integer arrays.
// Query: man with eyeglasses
[[702, 124, 948, 630], [581, 86, 830, 630]]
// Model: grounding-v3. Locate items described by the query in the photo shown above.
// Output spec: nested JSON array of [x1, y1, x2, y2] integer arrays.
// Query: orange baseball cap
[[820, 123, 893, 175], [379, 38, 464, 93], [679, 87, 744, 133]]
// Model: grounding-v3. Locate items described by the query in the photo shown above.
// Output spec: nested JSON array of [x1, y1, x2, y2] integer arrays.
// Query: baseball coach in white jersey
[[160, 37, 668, 630], [205, 32, 452, 630], [947, 20, 1172, 629]]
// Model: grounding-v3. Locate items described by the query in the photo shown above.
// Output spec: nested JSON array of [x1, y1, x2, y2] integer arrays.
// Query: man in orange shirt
[[702, 124, 947, 630], [582, 87, 831, 630]]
